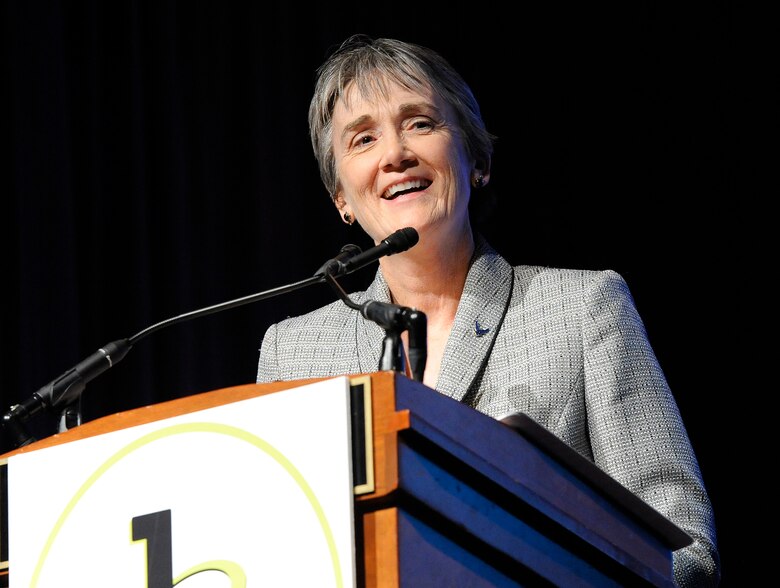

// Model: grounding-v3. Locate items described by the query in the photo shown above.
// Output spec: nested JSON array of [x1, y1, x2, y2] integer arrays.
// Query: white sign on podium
[[7, 377, 356, 587]]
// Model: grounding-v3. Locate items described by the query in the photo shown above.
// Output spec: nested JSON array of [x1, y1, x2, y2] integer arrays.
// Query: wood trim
[[362, 508, 399, 588], [358, 372, 410, 500]]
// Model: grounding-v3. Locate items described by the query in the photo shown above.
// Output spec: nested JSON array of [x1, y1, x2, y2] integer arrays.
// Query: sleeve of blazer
[[256, 322, 280, 383], [582, 270, 719, 587]]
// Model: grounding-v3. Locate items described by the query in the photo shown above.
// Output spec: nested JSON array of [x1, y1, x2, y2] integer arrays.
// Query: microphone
[[331, 227, 418, 277], [361, 301, 427, 382], [360, 300, 407, 330], [4, 339, 131, 445], [405, 308, 427, 384], [313, 243, 362, 278]]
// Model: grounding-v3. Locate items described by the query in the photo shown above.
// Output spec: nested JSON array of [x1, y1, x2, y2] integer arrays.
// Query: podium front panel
[[6, 377, 357, 588]]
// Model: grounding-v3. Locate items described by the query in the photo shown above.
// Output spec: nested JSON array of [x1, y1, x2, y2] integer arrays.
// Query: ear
[[333, 191, 354, 225], [333, 191, 346, 212]]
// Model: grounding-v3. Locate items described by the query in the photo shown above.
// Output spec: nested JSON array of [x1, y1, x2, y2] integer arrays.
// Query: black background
[[2, 2, 754, 583]]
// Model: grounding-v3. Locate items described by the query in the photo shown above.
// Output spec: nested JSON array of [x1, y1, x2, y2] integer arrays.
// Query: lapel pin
[[475, 320, 490, 337]]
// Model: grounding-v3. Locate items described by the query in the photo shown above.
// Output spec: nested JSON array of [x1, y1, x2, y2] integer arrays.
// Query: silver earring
[[474, 174, 484, 188], [343, 212, 353, 225]]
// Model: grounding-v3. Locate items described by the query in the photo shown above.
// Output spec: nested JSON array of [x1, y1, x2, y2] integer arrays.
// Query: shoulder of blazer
[[273, 291, 366, 329]]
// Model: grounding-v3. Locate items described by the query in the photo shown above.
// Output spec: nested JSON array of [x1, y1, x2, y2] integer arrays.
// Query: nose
[[379, 132, 416, 171]]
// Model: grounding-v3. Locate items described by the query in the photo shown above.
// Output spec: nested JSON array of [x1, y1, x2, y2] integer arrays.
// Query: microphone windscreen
[[384, 227, 419, 253]]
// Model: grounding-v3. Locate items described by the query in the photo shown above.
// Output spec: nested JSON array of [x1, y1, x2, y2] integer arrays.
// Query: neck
[[379, 224, 475, 324]]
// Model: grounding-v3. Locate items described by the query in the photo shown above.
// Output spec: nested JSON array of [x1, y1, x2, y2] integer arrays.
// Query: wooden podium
[[1, 371, 690, 587]]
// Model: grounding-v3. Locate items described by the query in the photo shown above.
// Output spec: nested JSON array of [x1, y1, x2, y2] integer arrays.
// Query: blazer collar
[[356, 234, 514, 400]]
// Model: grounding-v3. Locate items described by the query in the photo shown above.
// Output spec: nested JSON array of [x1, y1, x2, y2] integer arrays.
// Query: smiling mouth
[[382, 179, 432, 200]]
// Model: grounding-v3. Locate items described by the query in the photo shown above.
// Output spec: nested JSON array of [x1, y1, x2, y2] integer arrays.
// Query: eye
[[351, 132, 376, 148], [410, 117, 435, 131]]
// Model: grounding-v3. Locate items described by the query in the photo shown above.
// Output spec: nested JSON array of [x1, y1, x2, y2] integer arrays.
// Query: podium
[[1, 371, 690, 587]]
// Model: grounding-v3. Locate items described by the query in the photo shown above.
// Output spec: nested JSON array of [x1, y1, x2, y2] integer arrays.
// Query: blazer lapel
[[354, 237, 513, 401], [435, 237, 514, 402]]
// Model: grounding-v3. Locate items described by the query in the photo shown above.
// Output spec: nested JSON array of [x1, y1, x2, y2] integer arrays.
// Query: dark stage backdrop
[[2, 2, 750, 583]]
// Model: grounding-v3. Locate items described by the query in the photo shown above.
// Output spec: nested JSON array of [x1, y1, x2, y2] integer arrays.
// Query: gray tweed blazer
[[257, 236, 719, 587]]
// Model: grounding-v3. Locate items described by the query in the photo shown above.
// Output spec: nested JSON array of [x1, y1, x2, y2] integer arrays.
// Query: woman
[[257, 35, 720, 586]]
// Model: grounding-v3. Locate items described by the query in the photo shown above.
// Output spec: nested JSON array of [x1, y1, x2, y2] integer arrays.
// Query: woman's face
[[331, 79, 475, 245]]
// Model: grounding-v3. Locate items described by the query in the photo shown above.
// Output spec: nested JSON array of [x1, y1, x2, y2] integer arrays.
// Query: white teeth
[[384, 179, 431, 198]]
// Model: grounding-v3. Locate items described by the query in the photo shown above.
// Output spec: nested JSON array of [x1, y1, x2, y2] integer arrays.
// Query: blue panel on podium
[[391, 374, 685, 587]]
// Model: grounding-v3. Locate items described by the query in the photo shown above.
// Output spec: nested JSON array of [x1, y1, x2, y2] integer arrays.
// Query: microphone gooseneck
[[2, 228, 420, 448]]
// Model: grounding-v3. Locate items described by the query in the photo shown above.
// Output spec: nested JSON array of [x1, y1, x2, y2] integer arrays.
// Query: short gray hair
[[308, 35, 495, 199]]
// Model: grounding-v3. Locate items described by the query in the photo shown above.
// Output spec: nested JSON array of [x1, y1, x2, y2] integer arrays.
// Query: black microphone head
[[339, 243, 363, 257], [314, 243, 363, 277], [383, 227, 419, 253]]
